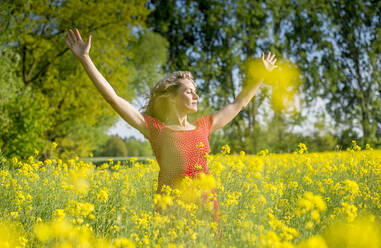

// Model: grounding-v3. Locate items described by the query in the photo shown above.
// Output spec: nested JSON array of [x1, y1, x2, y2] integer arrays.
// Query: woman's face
[[171, 78, 199, 113]]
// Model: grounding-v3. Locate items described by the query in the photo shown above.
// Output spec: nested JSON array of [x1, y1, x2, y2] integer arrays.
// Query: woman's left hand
[[262, 51, 278, 71]]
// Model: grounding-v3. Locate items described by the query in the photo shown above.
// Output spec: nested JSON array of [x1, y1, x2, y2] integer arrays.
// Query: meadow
[[0, 141, 380, 247]]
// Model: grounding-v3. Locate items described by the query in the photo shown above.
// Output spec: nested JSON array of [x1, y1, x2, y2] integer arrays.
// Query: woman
[[64, 28, 277, 226]]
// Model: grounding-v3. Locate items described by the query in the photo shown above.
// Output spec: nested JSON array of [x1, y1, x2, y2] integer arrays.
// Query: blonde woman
[[65, 28, 277, 226]]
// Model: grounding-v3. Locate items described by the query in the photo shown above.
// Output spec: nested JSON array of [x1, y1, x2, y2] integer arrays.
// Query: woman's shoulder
[[142, 113, 165, 130], [197, 114, 214, 129]]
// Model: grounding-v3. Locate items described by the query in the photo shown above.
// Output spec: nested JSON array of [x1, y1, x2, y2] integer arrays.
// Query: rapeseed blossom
[[0, 142, 379, 247], [153, 194, 173, 210], [97, 188, 109, 203]]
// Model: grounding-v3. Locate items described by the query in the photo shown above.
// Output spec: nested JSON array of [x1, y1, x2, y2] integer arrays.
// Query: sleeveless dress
[[142, 113, 220, 218]]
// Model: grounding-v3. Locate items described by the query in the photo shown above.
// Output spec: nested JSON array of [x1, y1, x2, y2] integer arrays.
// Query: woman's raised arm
[[65, 28, 148, 138], [210, 52, 278, 133]]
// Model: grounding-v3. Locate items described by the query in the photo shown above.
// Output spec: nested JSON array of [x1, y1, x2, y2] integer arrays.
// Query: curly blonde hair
[[142, 71, 195, 122]]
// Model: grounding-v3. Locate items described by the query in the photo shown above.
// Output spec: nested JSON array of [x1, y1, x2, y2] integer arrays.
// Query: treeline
[[0, 0, 167, 160], [0, 0, 380, 161], [146, 0, 381, 154]]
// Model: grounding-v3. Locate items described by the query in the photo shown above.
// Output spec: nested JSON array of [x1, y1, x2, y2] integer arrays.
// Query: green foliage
[[93, 136, 153, 157], [1, 89, 51, 160], [147, 0, 380, 153], [127, 29, 169, 99], [147, 0, 306, 154], [0, 0, 168, 159], [269, 0, 381, 147], [0, 48, 50, 159], [123, 137, 153, 157], [2, 0, 379, 157], [98, 135, 128, 157]]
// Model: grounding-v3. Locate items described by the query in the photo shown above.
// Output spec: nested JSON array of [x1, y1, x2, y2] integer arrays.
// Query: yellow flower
[[11, 156, 18, 165], [341, 202, 358, 222], [142, 235, 150, 245], [351, 140, 361, 151], [297, 199, 313, 212], [226, 191, 241, 207], [97, 189, 109, 203], [312, 195, 326, 212], [194, 163, 203, 171], [297, 235, 327, 248], [10, 211, 19, 219], [51, 142, 58, 149], [76, 218, 84, 224], [130, 157, 138, 163], [0, 221, 24, 248], [109, 225, 119, 233], [221, 144, 231, 154], [53, 209, 66, 220], [27, 156, 34, 163], [44, 159, 52, 166], [196, 173, 216, 190], [311, 210, 320, 221], [306, 221, 314, 229], [114, 237, 135, 248], [343, 179, 360, 196], [323, 214, 381, 248], [365, 144, 373, 150], [154, 194, 173, 210], [196, 142, 205, 148], [190, 232, 197, 240], [298, 143, 308, 154], [33, 223, 52, 242]]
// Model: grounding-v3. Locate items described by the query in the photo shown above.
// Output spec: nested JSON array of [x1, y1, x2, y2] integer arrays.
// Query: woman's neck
[[164, 109, 189, 127]]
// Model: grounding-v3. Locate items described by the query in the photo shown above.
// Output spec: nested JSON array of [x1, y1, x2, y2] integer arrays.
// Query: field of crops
[[0, 142, 380, 247]]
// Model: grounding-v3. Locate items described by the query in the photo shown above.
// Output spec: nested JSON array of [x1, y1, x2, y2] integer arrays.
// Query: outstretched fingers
[[74, 28, 83, 42], [260, 51, 279, 69], [86, 35, 92, 47], [66, 32, 74, 46], [69, 29, 78, 43], [267, 51, 272, 60], [270, 54, 275, 60]]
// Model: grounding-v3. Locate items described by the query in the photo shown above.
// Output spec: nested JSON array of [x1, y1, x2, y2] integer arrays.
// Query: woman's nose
[[194, 93, 199, 100]]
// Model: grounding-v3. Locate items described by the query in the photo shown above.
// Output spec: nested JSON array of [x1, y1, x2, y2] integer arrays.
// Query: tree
[[0, 0, 168, 159], [101, 135, 128, 157], [270, 0, 381, 147], [147, 0, 304, 153], [123, 137, 153, 157], [148, 0, 380, 152]]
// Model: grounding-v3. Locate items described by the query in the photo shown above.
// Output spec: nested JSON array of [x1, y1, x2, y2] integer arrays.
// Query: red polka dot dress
[[142, 113, 220, 218]]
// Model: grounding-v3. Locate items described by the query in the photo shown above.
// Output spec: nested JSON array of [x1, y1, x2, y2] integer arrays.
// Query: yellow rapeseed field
[[0, 141, 380, 247]]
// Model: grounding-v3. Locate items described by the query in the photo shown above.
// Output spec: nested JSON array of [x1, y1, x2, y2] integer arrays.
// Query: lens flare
[[243, 58, 302, 113]]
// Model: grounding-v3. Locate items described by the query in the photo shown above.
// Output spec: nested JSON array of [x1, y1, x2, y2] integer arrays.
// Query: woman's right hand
[[65, 28, 91, 59]]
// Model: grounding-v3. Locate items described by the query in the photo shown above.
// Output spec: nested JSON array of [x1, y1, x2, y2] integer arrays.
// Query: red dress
[[142, 113, 220, 219]]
